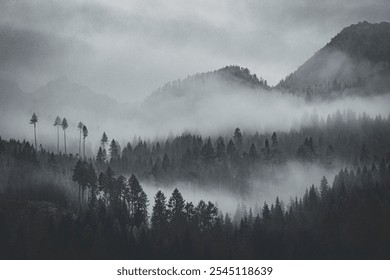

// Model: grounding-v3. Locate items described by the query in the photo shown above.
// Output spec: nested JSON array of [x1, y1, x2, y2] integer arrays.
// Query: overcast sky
[[0, 0, 389, 102]]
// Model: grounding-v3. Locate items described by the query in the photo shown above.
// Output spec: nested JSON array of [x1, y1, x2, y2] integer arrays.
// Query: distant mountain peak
[[277, 21, 390, 96], [0, 78, 23, 95], [326, 21, 390, 63], [44, 75, 75, 89], [148, 65, 269, 101], [213, 65, 269, 88]]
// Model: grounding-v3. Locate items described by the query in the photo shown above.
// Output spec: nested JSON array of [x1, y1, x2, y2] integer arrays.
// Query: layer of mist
[[139, 161, 342, 218], [1, 75, 389, 158]]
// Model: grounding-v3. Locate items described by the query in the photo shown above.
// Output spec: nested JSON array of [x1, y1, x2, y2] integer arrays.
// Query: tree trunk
[[57, 125, 59, 153], [79, 131, 82, 158], [34, 124, 37, 150], [64, 129, 67, 154], [83, 139, 85, 159]]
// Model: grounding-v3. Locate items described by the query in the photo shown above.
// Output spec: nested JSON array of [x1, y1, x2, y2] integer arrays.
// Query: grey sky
[[0, 0, 389, 102]]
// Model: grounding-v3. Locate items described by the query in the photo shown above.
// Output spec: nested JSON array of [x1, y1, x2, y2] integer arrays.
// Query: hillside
[[277, 21, 390, 97], [146, 66, 269, 103]]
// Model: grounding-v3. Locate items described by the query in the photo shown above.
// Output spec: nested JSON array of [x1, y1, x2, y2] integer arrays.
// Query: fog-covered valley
[[1, 72, 390, 155], [1, 2, 390, 259]]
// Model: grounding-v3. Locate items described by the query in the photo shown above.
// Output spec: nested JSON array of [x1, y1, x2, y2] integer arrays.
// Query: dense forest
[[0, 109, 389, 259], [1, 0, 390, 263]]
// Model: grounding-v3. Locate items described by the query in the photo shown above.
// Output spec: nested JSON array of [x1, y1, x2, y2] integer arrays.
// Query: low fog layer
[[140, 161, 341, 218], [1, 79, 390, 157]]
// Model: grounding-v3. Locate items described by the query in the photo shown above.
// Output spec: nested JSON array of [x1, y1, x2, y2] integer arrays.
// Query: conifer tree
[[109, 139, 120, 160], [61, 118, 68, 154], [271, 132, 279, 149], [319, 176, 329, 199], [29, 113, 38, 149], [233, 128, 243, 153], [53, 116, 61, 153], [167, 188, 186, 229], [77, 122, 84, 157], [216, 137, 226, 161], [96, 147, 105, 166], [249, 143, 259, 160], [162, 153, 170, 172], [151, 191, 168, 231], [128, 174, 148, 227], [82, 125, 88, 159]]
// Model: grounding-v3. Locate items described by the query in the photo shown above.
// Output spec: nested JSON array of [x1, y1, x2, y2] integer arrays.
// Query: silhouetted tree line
[[94, 112, 390, 195], [0, 108, 390, 259], [1, 152, 390, 259]]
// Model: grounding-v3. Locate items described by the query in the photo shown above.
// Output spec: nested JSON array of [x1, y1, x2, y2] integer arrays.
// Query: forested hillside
[[1, 109, 389, 259], [278, 22, 390, 98]]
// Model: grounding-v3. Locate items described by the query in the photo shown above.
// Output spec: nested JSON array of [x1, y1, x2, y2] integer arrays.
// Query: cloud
[[0, 0, 389, 102]]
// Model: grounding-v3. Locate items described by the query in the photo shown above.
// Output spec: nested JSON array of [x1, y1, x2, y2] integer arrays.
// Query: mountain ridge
[[277, 21, 390, 97]]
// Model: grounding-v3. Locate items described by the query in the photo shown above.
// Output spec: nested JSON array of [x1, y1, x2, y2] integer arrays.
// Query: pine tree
[[101, 132, 108, 149], [151, 191, 168, 231], [262, 139, 271, 161], [262, 202, 271, 222], [360, 143, 370, 164], [77, 122, 84, 158], [128, 174, 148, 227], [233, 128, 243, 153], [319, 176, 329, 199], [99, 167, 115, 206], [87, 163, 98, 209], [325, 144, 335, 166], [109, 139, 120, 160], [162, 153, 170, 172], [200, 138, 215, 162], [53, 116, 61, 154], [167, 188, 186, 229], [195, 200, 218, 231], [82, 125, 88, 159], [29, 113, 38, 149], [226, 140, 238, 161], [72, 160, 88, 210], [271, 132, 279, 149], [61, 118, 68, 154], [96, 147, 105, 168], [249, 143, 259, 160], [216, 137, 226, 161]]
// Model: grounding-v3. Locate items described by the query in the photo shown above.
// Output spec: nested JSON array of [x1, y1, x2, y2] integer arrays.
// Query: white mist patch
[[138, 161, 342, 217], [248, 161, 341, 208], [1, 73, 390, 157]]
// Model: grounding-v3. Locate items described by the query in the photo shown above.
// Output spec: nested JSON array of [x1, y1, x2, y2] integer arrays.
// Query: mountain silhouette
[[277, 21, 390, 97]]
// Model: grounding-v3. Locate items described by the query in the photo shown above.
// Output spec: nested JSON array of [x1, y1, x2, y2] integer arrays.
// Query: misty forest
[[1, 14, 390, 260]]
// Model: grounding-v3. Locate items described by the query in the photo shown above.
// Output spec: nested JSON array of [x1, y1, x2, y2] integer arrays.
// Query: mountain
[[0, 76, 132, 145], [146, 66, 269, 103], [0, 78, 26, 109], [30, 76, 120, 121], [277, 21, 390, 97]]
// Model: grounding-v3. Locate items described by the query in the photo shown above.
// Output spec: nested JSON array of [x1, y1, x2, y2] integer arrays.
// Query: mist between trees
[[1, 80, 390, 156], [0, 103, 390, 258]]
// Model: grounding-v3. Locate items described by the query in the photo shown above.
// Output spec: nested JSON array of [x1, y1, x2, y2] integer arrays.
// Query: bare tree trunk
[[57, 125, 59, 153], [64, 129, 67, 154], [79, 131, 81, 158], [34, 124, 37, 150], [83, 139, 86, 159]]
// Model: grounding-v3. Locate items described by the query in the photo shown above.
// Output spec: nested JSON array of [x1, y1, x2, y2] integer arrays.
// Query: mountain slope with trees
[[277, 21, 390, 98]]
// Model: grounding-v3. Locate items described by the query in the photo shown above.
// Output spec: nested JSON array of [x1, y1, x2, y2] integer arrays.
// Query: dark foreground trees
[[0, 135, 390, 259]]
